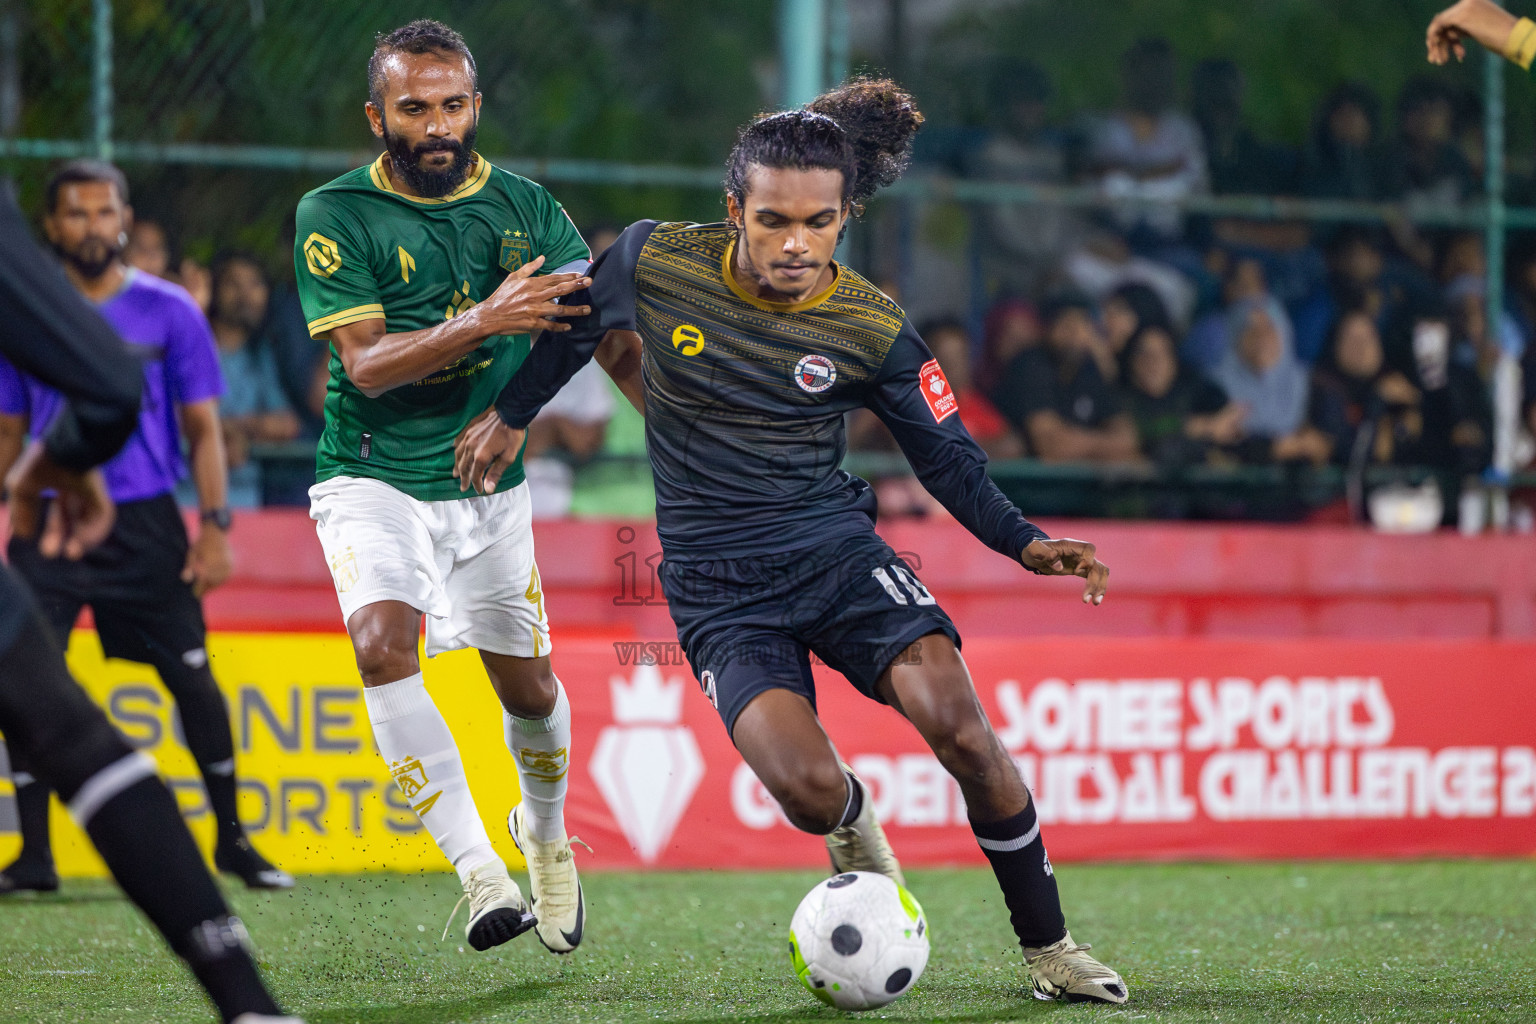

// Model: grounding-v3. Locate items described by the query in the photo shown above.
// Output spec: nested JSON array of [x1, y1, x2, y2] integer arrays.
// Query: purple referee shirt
[[0, 269, 225, 503]]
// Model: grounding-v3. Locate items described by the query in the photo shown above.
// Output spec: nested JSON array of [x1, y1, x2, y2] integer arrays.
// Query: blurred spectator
[[1190, 59, 1313, 272], [208, 252, 300, 506], [978, 297, 1042, 391], [964, 59, 1084, 296], [1406, 311, 1493, 479], [525, 359, 614, 519], [1063, 232, 1196, 331], [1310, 309, 1427, 469], [925, 318, 1024, 459], [1183, 257, 1280, 371], [124, 220, 172, 278], [1082, 37, 1208, 243], [1384, 77, 1476, 205], [1382, 77, 1478, 272], [1121, 322, 1243, 466], [1212, 298, 1332, 464], [1191, 59, 1298, 196], [992, 294, 1140, 464], [124, 219, 213, 313], [1290, 227, 1419, 366], [1300, 82, 1389, 201], [1438, 232, 1524, 375], [1100, 282, 1172, 372]]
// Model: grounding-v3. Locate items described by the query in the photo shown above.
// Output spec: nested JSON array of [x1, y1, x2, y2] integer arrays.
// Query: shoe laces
[[525, 835, 590, 906], [1028, 938, 1111, 984], [441, 865, 516, 941], [827, 823, 895, 873]]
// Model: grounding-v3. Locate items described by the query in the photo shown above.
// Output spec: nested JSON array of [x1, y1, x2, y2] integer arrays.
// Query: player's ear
[[725, 192, 743, 229], [365, 102, 385, 139]]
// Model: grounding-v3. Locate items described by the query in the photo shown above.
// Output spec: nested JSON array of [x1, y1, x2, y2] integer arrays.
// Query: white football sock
[[363, 673, 497, 884], [504, 677, 571, 843]]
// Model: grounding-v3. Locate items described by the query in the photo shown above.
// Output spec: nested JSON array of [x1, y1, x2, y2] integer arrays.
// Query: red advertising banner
[[562, 637, 1536, 868]]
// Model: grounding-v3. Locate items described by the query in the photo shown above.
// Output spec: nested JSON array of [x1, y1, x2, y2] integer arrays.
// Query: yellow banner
[[0, 632, 527, 878]]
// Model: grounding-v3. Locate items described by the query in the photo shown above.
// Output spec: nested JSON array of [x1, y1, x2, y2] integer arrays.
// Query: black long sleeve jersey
[[0, 184, 140, 471], [496, 220, 1047, 562], [0, 182, 140, 648]]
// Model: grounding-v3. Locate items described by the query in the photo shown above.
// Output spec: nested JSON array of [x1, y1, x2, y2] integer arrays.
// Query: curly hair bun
[[806, 78, 924, 203]]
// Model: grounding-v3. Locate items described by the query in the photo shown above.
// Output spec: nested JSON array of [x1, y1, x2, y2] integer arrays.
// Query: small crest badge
[[794, 353, 837, 393], [499, 230, 531, 272], [389, 756, 429, 799]]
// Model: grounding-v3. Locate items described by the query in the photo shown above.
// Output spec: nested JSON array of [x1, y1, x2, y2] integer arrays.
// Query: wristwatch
[[200, 507, 233, 531]]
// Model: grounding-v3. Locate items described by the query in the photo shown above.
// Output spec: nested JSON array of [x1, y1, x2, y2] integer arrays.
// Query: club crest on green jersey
[[500, 229, 531, 272]]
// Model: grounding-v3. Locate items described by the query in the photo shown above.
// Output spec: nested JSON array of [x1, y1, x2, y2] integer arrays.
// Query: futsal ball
[[788, 871, 929, 1010]]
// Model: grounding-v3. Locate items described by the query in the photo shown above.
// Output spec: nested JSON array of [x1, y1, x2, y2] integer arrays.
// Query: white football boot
[[441, 861, 537, 951], [824, 769, 905, 887], [508, 803, 586, 953], [1023, 931, 1128, 1004]]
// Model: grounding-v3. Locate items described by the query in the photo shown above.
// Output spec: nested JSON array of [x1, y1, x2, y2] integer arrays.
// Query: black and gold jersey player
[[481, 79, 1129, 1006]]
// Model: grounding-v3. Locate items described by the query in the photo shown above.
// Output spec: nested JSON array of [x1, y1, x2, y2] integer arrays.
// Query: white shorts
[[309, 476, 551, 659]]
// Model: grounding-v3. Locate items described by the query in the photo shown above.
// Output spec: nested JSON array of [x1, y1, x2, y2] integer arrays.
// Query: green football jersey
[[293, 153, 589, 500]]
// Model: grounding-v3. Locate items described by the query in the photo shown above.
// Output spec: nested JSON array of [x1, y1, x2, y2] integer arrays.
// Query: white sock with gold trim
[[504, 678, 571, 843], [363, 673, 496, 884]]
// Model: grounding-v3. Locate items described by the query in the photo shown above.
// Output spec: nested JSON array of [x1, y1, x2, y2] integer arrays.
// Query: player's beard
[[53, 234, 122, 280], [384, 119, 478, 199]]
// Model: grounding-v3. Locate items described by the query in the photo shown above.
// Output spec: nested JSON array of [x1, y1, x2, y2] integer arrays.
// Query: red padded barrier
[[5, 510, 1534, 637]]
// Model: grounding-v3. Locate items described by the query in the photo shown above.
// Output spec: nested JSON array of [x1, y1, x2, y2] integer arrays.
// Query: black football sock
[[5, 749, 55, 869], [835, 769, 865, 829], [78, 772, 282, 1022], [157, 659, 243, 845], [970, 797, 1067, 950], [200, 760, 243, 848]]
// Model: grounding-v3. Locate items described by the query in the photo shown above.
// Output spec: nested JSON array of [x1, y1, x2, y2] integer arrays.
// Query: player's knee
[[482, 652, 558, 719], [350, 628, 417, 686], [497, 666, 558, 720], [766, 758, 848, 835]]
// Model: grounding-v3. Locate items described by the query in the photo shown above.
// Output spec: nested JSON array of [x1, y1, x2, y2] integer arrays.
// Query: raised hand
[[1427, 0, 1519, 64]]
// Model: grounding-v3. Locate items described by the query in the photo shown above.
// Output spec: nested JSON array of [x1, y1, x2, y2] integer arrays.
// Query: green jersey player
[[293, 20, 591, 955]]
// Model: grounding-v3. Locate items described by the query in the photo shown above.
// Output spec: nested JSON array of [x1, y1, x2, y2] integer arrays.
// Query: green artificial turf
[[1, 861, 1533, 1023]]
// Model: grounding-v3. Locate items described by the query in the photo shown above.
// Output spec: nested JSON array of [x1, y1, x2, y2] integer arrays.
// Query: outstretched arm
[[325, 256, 591, 398], [454, 221, 657, 493], [1428, 0, 1526, 65], [866, 321, 1110, 604]]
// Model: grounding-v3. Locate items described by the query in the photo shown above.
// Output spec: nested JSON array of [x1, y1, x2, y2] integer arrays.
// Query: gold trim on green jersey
[[721, 237, 841, 313], [307, 303, 385, 338], [366, 152, 492, 204]]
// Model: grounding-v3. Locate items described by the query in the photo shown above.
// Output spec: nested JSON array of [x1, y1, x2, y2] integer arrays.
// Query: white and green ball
[[788, 871, 929, 1011]]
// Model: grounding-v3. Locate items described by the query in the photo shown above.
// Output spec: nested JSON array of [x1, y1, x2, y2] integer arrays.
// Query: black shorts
[[658, 531, 959, 735], [7, 493, 207, 666]]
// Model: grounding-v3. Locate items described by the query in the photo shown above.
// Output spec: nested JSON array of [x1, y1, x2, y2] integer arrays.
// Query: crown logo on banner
[[610, 664, 684, 724]]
